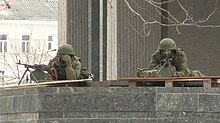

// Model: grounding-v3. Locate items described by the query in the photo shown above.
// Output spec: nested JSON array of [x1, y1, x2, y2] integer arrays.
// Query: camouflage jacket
[[149, 48, 191, 76], [48, 55, 81, 80]]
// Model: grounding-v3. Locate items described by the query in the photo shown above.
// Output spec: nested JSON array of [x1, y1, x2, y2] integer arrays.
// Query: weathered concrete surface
[[0, 81, 220, 123]]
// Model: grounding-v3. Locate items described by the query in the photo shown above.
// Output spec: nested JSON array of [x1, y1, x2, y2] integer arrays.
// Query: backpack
[[79, 66, 93, 79]]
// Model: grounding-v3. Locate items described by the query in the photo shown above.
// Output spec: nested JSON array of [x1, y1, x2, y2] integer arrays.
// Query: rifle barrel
[[155, 54, 170, 76]]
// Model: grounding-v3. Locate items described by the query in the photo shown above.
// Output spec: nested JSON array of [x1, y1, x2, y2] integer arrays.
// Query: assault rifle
[[16, 60, 47, 85], [155, 54, 176, 76]]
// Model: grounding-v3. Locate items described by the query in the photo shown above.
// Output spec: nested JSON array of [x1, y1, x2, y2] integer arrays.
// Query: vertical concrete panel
[[58, 0, 67, 46], [117, 0, 161, 78], [90, 0, 101, 80], [167, 0, 220, 75], [107, 0, 117, 80], [66, 0, 89, 68]]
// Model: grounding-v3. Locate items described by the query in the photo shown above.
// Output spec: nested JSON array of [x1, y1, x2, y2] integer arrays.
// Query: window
[[22, 35, 30, 53], [47, 35, 57, 51], [0, 34, 7, 53], [48, 35, 58, 50], [48, 36, 53, 50]]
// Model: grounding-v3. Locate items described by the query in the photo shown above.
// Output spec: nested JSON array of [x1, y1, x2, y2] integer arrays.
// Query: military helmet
[[57, 44, 76, 55], [159, 38, 177, 50]]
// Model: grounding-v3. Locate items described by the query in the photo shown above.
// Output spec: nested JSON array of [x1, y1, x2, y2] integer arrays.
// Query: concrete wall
[[0, 82, 220, 122], [167, 0, 220, 76]]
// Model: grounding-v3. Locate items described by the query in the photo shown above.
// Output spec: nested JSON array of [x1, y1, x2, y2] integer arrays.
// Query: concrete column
[[99, 0, 104, 81], [88, 0, 92, 73], [107, 0, 117, 80], [58, 0, 67, 46]]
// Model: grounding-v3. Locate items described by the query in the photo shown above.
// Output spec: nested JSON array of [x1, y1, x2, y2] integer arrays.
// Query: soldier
[[137, 38, 203, 77], [47, 44, 81, 80]]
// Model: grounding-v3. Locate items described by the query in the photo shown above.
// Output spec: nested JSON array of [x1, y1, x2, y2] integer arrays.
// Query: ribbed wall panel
[[117, 0, 161, 77], [66, 0, 89, 67], [167, 0, 220, 76]]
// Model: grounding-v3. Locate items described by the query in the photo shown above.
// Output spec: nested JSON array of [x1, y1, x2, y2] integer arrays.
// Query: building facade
[[0, 0, 58, 84]]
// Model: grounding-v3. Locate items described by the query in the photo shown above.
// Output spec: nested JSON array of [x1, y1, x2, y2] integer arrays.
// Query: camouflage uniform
[[148, 48, 191, 76], [137, 38, 203, 77], [48, 44, 81, 80]]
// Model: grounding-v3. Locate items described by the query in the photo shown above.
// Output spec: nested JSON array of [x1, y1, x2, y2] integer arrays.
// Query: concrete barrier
[[0, 81, 220, 123]]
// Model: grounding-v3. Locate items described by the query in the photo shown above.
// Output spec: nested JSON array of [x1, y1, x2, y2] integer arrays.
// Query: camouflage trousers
[[137, 68, 158, 77], [137, 68, 204, 78], [190, 70, 204, 76]]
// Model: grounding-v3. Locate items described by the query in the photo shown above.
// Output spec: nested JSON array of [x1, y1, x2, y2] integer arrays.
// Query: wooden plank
[[36, 79, 92, 85], [118, 77, 217, 87], [211, 78, 217, 87], [217, 79, 220, 87], [0, 82, 54, 90], [203, 79, 212, 88], [118, 76, 220, 81], [165, 80, 173, 87], [128, 81, 136, 87], [171, 79, 205, 82], [119, 78, 208, 83], [118, 76, 220, 87], [0, 79, 93, 89]]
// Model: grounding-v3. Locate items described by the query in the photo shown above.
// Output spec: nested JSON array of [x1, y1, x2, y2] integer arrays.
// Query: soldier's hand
[[61, 54, 72, 67]]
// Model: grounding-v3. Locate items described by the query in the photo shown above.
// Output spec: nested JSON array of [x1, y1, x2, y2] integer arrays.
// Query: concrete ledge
[[0, 81, 220, 122]]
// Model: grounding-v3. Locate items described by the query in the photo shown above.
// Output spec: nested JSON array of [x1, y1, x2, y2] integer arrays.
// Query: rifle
[[16, 60, 47, 85], [16, 60, 46, 70], [155, 54, 176, 76]]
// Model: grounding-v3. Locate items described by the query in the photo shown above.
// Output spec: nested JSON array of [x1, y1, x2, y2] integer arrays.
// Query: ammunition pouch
[[79, 67, 93, 79], [31, 69, 47, 81], [137, 66, 176, 78]]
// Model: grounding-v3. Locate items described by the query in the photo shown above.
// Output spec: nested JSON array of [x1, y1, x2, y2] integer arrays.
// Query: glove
[[61, 54, 78, 79], [65, 67, 77, 80], [137, 68, 144, 77], [50, 67, 58, 80], [61, 54, 72, 67]]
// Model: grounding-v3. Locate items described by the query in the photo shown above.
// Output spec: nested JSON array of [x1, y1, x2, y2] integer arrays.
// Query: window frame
[[21, 34, 30, 53], [0, 34, 8, 53]]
